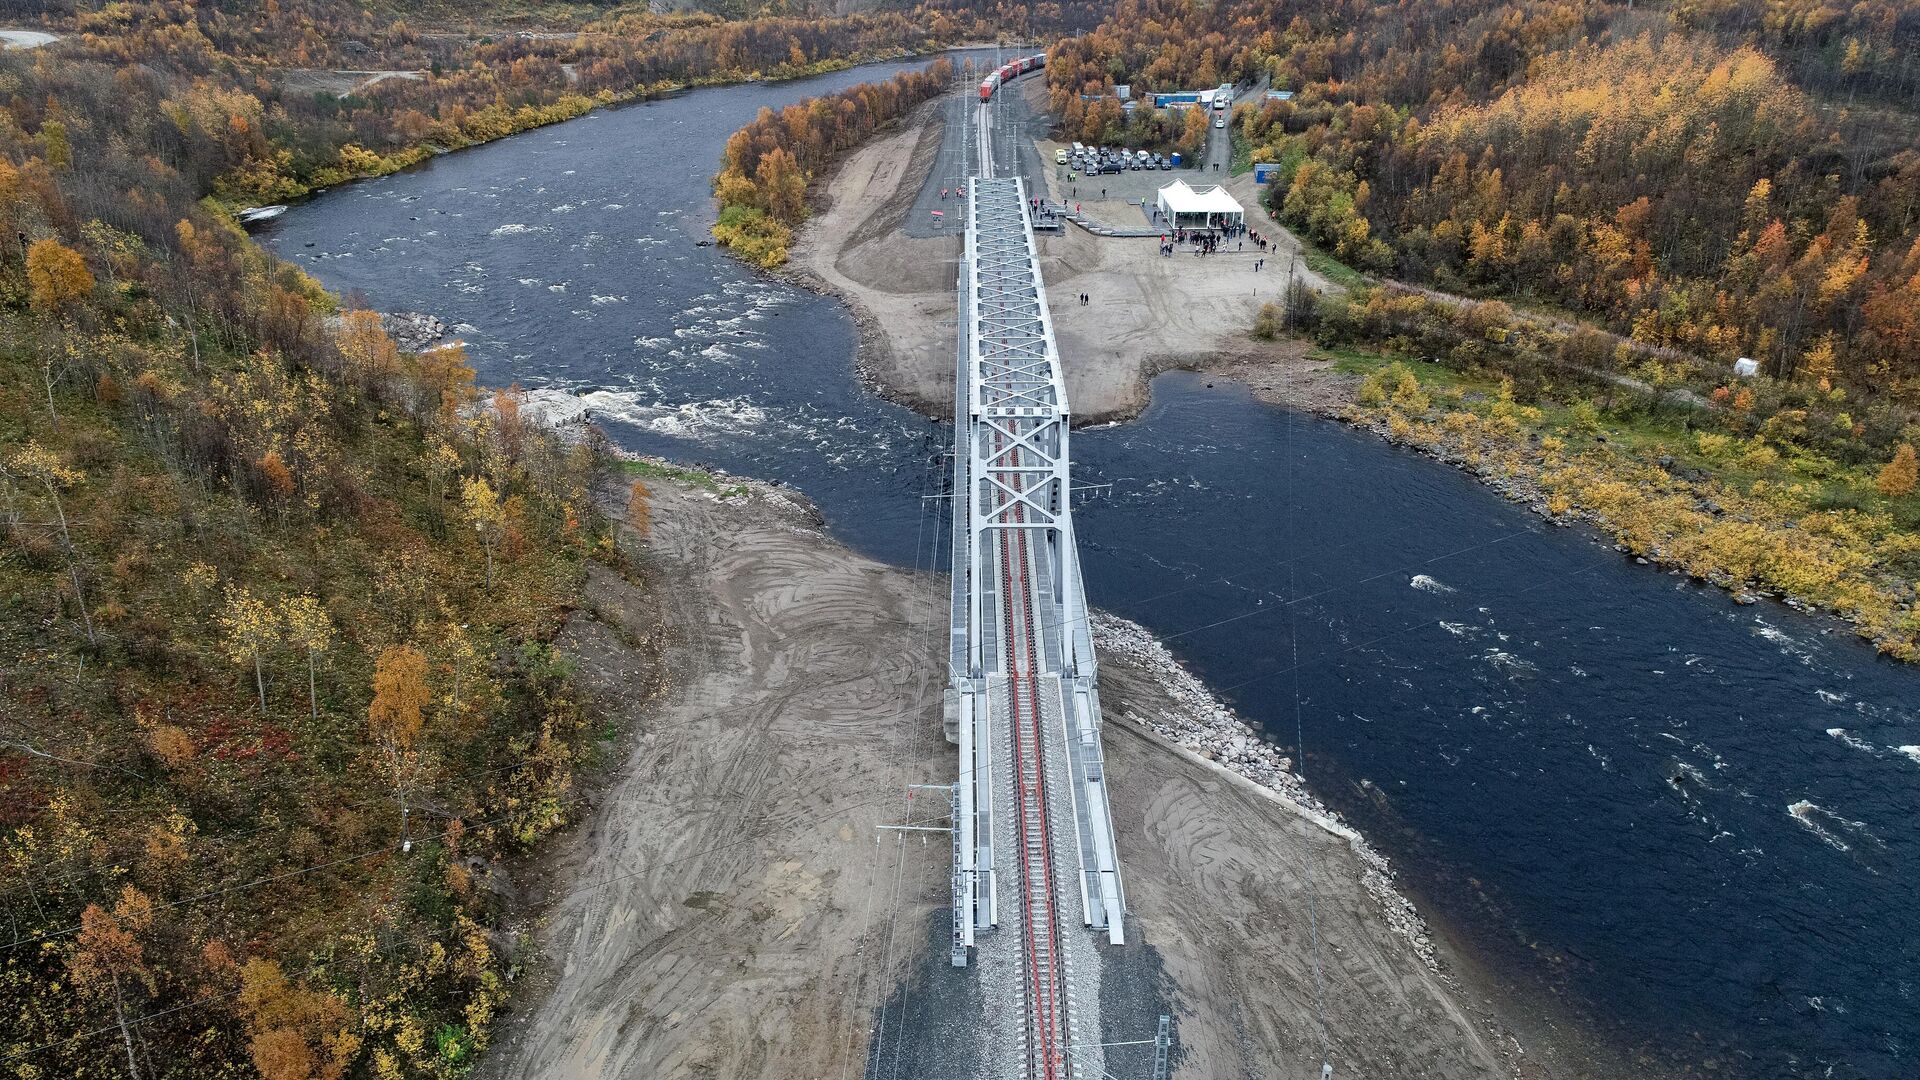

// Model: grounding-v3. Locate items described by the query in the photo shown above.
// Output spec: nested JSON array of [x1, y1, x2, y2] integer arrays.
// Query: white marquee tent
[[1155, 179, 1244, 230]]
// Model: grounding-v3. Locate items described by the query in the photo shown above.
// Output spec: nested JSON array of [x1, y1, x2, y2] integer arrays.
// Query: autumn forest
[[3, 0, 1920, 1076], [1049, 0, 1920, 391], [0, 2, 1065, 1078]]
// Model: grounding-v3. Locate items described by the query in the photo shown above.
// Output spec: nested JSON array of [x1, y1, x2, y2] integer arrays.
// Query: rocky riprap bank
[[1091, 612, 1438, 969]]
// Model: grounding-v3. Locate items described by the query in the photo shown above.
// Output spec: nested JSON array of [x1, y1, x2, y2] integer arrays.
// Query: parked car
[[1055, 148, 1068, 164]]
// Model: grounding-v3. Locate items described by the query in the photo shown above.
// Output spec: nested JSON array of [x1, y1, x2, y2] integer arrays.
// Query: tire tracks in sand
[[480, 474, 948, 1080]]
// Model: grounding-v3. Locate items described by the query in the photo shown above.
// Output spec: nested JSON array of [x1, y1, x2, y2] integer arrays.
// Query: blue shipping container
[[1253, 162, 1283, 184]]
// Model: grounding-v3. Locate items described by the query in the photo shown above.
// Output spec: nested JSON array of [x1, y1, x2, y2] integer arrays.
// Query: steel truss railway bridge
[[939, 90, 1131, 1080]]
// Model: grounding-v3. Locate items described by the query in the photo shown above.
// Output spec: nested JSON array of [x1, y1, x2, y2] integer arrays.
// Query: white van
[[1072, 142, 1085, 154]]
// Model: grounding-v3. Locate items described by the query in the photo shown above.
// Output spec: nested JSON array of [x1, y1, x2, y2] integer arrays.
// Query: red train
[[979, 53, 1047, 103]]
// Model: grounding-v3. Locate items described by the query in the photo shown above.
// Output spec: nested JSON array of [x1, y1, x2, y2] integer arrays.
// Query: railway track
[[950, 71, 1124, 1076], [991, 427, 1070, 1078]]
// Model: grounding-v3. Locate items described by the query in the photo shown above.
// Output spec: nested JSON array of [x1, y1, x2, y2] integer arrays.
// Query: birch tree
[[67, 886, 156, 1080], [280, 596, 334, 720], [369, 644, 431, 848], [461, 477, 505, 587], [8, 441, 95, 645], [219, 586, 280, 713]]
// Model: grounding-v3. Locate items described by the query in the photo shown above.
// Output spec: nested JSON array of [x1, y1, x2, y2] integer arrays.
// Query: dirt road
[[789, 102, 961, 417]]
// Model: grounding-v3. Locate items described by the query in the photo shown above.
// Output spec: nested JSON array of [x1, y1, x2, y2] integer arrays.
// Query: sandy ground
[[478, 472, 951, 1080], [275, 69, 427, 96], [0, 30, 58, 50], [1095, 630, 1646, 1080], [1103, 718, 1512, 1079], [789, 102, 962, 415], [475, 461, 1604, 1079], [791, 96, 1345, 423]]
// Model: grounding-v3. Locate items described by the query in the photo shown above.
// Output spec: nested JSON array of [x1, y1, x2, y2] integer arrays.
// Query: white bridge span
[[943, 96, 1126, 1080]]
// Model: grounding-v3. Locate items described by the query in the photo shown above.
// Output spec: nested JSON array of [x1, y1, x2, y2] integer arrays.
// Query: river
[[259, 56, 1920, 1079]]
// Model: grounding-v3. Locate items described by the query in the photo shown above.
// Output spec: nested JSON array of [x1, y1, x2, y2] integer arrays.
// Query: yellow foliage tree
[[337, 310, 399, 385], [68, 886, 156, 1080], [26, 238, 93, 312], [368, 644, 430, 754], [461, 476, 506, 587], [1878, 444, 1917, 498], [280, 596, 334, 719], [237, 958, 358, 1080], [8, 441, 95, 643], [369, 643, 432, 844], [257, 449, 296, 501], [219, 586, 281, 713]]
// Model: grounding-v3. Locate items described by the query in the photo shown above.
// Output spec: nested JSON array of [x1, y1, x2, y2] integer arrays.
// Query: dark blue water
[[262, 59, 1920, 1079]]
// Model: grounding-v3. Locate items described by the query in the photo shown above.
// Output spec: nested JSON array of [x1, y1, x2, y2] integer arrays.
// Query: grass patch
[[1317, 345, 1481, 393], [1297, 240, 1367, 289], [618, 457, 748, 498], [1229, 133, 1253, 176]]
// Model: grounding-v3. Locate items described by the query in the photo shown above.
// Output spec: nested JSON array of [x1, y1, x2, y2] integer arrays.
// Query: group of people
[[1028, 195, 1064, 225], [1161, 229, 1229, 256], [1147, 222, 1283, 263]]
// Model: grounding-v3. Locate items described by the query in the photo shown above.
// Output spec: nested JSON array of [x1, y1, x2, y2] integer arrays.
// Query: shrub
[[1251, 302, 1282, 340], [711, 205, 792, 269], [1565, 399, 1602, 436], [1739, 437, 1781, 470], [1695, 431, 1734, 459]]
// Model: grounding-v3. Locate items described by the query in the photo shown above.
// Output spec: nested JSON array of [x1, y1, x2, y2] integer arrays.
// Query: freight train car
[[979, 53, 1047, 102]]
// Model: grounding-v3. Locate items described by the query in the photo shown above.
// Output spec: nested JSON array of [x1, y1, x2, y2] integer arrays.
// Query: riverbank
[[475, 453, 1594, 1078], [1325, 350, 1920, 661], [788, 89, 1326, 424], [477, 462, 950, 1079], [788, 87, 1919, 662], [217, 40, 974, 213]]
